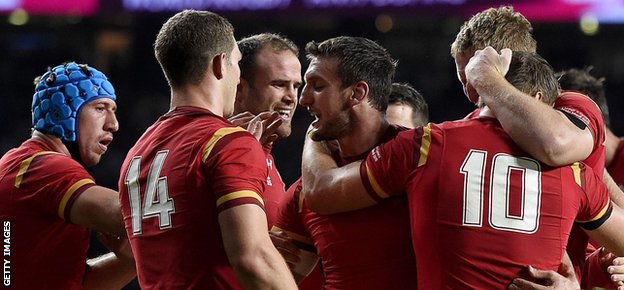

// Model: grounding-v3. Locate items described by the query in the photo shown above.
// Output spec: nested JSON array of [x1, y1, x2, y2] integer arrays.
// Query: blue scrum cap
[[32, 62, 116, 142]]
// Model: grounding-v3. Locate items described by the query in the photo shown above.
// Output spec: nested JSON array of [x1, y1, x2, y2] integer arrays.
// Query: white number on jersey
[[460, 150, 541, 234], [124, 150, 175, 235]]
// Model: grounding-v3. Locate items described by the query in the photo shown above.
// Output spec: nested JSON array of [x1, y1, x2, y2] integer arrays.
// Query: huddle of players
[[3, 4, 624, 290]]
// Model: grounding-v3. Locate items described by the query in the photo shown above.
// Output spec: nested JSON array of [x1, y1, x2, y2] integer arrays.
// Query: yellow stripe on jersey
[[271, 226, 314, 245], [58, 179, 95, 219], [297, 190, 305, 213], [577, 201, 612, 223], [417, 124, 432, 167], [201, 127, 247, 163], [366, 164, 390, 199], [571, 162, 582, 187], [15, 151, 62, 188], [216, 190, 264, 207]]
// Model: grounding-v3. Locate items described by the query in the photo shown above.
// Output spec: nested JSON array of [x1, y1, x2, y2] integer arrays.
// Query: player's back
[[408, 117, 609, 289], [119, 106, 266, 289]]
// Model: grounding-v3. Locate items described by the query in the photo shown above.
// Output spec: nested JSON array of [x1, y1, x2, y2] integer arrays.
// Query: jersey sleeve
[[555, 92, 606, 172], [271, 179, 315, 253], [361, 124, 434, 201], [14, 152, 95, 220], [201, 128, 267, 214], [572, 162, 613, 230]]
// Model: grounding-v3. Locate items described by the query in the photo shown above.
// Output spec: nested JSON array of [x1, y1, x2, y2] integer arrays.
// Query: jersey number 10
[[124, 150, 175, 235], [460, 150, 542, 234]]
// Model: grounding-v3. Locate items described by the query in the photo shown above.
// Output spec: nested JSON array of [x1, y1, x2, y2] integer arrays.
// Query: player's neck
[[170, 81, 227, 117], [31, 131, 71, 156], [337, 112, 389, 158]]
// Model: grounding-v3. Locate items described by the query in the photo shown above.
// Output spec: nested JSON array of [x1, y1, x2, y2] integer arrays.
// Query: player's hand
[[605, 251, 624, 289], [96, 232, 135, 263], [508, 264, 580, 290], [270, 230, 301, 268], [247, 111, 282, 147], [228, 111, 255, 127], [465, 47, 512, 103]]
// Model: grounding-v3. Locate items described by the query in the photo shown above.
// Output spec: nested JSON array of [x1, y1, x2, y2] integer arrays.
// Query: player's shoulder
[[556, 90, 600, 109]]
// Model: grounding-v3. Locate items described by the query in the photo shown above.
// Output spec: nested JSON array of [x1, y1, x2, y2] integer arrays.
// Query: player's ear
[[349, 81, 368, 106], [212, 53, 227, 80], [534, 91, 543, 102]]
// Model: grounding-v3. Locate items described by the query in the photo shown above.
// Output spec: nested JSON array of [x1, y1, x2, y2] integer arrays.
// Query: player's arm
[[604, 170, 624, 208], [69, 186, 137, 289], [583, 204, 624, 257], [466, 47, 593, 166], [219, 204, 297, 290], [83, 232, 136, 290], [300, 131, 376, 214], [69, 185, 126, 236]]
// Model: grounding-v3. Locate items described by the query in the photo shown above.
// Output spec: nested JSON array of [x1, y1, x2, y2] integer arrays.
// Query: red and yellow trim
[[216, 190, 264, 208], [14, 151, 61, 188], [58, 179, 95, 219], [365, 165, 390, 199], [577, 202, 612, 223], [201, 127, 246, 162], [417, 124, 432, 167], [571, 162, 582, 187]]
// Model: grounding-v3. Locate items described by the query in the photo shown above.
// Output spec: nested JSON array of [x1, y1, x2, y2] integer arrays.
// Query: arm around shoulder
[[300, 129, 376, 214]]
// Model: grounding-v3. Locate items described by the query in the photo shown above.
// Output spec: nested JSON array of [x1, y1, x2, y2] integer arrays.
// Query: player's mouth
[[275, 107, 293, 121], [307, 109, 320, 128], [98, 136, 113, 154]]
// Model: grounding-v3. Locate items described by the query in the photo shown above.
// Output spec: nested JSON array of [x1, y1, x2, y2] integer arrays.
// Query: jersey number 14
[[124, 150, 175, 235]]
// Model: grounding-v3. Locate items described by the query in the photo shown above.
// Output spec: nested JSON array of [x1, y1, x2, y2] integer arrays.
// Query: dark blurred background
[[1, 0, 623, 288]]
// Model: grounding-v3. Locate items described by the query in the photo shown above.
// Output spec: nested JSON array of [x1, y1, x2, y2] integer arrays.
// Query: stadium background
[[0, 1, 623, 288]]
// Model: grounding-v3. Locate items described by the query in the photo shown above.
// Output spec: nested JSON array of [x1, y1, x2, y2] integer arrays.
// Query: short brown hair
[[389, 83, 429, 127], [506, 51, 559, 106], [154, 10, 235, 89], [237, 33, 299, 85], [451, 6, 537, 58], [556, 67, 610, 127], [305, 36, 397, 112]]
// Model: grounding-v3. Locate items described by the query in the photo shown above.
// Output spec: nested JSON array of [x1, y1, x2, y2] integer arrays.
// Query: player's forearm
[[587, 205, 624, 257], [300, 130, 340, 211], [83, 252, 136, 290], [478, 77, 592, 166], [604, 171, 624, 209], [231, 248, 297, 290]]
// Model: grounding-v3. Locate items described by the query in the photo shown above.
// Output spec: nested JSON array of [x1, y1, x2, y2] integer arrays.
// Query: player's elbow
[[538, 133, 591, 167]]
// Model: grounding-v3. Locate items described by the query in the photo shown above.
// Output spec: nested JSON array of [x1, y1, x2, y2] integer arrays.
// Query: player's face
[[455, 50, 479, 104], [300, 57, 352, 141], [77, 98, 118, 167], [235, 48, 301, 138], [224, 40, 242, 117], [386, 103, 415, 129]]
